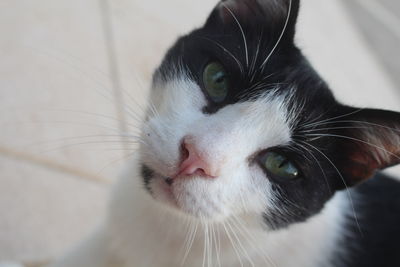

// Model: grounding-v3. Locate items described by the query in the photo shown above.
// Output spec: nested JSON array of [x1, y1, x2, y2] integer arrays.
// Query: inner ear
[[334, 107, 400, 185]]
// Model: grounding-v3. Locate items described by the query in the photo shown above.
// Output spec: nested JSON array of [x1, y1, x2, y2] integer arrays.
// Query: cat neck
[[106, 162, 346, 267]]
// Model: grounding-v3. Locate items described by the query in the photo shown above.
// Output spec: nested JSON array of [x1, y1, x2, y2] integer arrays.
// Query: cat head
[[139, 0, 400, 229]]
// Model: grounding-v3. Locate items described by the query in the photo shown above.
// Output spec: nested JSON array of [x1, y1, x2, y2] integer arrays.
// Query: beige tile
[[298, 0, 400, 111], [0, 156, 108, 261], [342, 0, 400, 97], [0, 0, 125, 261], [0, 0, 131, 178]]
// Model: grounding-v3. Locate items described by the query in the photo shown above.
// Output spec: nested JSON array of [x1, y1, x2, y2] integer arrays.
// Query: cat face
[[139, 0, 400, 229]]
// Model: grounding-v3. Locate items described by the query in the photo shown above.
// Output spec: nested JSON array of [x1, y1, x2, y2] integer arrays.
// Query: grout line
[[0, 145, 111, 185], [353, 0, 400, 40], [98, 0, 130, 155]]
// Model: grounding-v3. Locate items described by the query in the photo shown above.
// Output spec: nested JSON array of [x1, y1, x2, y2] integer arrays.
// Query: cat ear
[[204, 0, 300, 40], [334, 107, 400, 185]]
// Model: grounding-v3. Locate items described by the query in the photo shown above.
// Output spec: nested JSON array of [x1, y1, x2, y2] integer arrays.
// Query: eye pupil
[[278, 159, 289, 168], [203, 62, 229, 103], [261, 151, 300, 181], [216, 77, 224, 83]]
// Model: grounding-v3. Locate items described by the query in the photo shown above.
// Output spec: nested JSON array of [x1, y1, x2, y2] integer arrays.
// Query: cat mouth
[[142, 165, 221, 218], [142, 165, 225, 219], [141, 165, 179, 204], [165, 177, 174, 185], [164, 169, 214, 186]]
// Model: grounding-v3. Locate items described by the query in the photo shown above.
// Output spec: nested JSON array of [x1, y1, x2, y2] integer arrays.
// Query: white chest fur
[[99, 163, 346, 267]]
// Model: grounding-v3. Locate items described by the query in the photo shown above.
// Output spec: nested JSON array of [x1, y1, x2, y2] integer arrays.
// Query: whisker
[[226, 218, 255, 267], [211, 223, 221, 267], [38, 140, 141, 154], [198, 37, 244, 74], [181, 220, 198, 267], [95, 150, 137, 175], [304, 119, 400, 134], [205, 222, 212, 267], [222, 221, 244, 267], [209, 222, 214, 267], [250, 30, 264, 82], [179, 218, 192, 266], [294, 141, 332, 194], [25, 133, 142, 149], [260, 0, 293, 70], [230, 216, 277, 267], [119, 76, 149, 115], [201, 219, 207, 267], [299, 109, 364, 130], [41, 108, 142, 127], [221, 3, 249, 67], [300, 126, 376, 133], [3, 120, 122, 134], [0, 145, 111, 184], [304, 133, 400, 161], [23, 44, 147, 130], [300, 141, 363, 236]]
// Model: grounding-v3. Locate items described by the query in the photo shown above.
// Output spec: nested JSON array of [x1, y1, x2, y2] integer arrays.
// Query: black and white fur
[[47, 0, 400, 266]]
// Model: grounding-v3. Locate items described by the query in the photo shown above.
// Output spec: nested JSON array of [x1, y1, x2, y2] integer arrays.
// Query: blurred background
[[0, 0, 399, 264]]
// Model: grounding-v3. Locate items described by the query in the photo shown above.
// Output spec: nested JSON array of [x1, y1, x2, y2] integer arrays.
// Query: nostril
[[180, 141, 190, 162], [194, 168, 207, 176], [176, 138, 217, 179]]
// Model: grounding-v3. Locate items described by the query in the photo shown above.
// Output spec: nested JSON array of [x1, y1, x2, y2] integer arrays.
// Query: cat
[[45, 0, 400, 266]]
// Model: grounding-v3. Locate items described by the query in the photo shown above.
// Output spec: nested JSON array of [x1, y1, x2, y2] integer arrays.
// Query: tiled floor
[[0, 0, 115, 261], [0, 0, 399, 263], [343, 0, 400, 97]]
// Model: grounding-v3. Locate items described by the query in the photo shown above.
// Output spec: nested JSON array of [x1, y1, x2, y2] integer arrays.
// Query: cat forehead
[[154, 36, 335, 118], [155, 27, 298, 88], [153, 0, 337, 119]]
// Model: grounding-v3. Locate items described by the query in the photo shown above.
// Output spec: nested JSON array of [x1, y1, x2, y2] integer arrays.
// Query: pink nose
[[175, 140, 217, 179]]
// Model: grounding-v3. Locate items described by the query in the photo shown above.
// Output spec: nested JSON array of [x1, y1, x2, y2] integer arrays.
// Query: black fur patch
[[141, 164, 154, 194], [333, 172, 400, 267]]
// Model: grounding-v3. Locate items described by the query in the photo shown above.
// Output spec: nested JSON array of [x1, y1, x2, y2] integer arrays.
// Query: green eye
[[261, 151, 299, 181], [203, 62, 229, 103]]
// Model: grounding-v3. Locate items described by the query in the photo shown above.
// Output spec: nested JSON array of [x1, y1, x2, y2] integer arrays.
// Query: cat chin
[[149, 175, 232, 221]]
